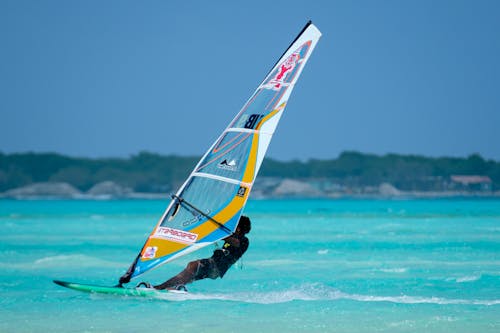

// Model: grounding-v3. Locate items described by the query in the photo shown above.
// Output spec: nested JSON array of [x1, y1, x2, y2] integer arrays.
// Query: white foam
[[388, 320, 416, 328], [378, 268, 408, 274], [445, 274, 482, 283], [0, 254, 121, 270], [149, 283, 500, 306], [34, 254, 122, 268], [431, 316, 458, 322], [456, 275, 481, 283]]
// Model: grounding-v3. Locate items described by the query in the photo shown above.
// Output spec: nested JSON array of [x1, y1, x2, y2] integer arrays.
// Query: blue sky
[[1, 0, 499, 161]]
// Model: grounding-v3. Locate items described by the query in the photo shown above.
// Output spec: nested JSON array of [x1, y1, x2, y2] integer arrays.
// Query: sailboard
[[53, 280, 186, 297], [55, 21, 321, 294]]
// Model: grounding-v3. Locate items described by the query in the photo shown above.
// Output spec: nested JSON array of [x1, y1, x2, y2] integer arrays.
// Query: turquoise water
[[1, 199, 499, 332]]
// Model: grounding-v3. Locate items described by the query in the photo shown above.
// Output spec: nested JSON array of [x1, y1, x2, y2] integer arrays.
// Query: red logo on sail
[[143, 246, 158, 259], [264, 52, 300, 90]]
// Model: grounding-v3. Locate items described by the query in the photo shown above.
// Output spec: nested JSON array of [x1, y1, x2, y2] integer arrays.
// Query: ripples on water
[[1, 199, 499, 332]]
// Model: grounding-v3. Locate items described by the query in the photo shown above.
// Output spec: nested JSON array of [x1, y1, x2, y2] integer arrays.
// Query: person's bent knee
[[186, 260, 200, 271]]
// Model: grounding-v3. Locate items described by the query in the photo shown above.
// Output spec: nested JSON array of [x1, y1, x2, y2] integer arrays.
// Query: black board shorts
[[194, 258, 220, 280]]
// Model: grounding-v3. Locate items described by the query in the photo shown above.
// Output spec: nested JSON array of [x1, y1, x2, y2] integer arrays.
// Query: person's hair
[[239, 215, 251, 234]]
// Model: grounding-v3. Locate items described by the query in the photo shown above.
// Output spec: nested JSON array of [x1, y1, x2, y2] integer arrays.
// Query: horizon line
[[0, 149, 497, 163]]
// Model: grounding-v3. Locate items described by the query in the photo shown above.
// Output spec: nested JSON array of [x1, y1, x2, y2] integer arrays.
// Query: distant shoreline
[[1, 180, 498, 201], [1, 151, 499, 198]]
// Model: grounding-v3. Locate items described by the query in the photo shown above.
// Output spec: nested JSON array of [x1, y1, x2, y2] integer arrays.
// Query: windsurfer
[[143, 215, 251, 290]]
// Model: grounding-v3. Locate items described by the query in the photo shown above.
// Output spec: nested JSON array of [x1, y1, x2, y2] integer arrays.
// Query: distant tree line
[[1, 151, 499, 192], [0, 152, 197, 193], [260, 151, 500, 191]]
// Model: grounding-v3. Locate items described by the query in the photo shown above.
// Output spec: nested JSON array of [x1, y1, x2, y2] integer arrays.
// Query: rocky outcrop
[[0, 180, 167, 200], [378, 183, 402, 197], [86, 181, 133, 199], [1, 182, 82, 199], [272, 178, 321, 197]]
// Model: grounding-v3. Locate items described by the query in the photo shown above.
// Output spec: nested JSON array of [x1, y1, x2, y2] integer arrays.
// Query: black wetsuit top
[[211, 234, 249, 277]]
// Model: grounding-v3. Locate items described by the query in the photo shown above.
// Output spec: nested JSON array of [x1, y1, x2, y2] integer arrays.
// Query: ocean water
[[0, 198, 499, 332]]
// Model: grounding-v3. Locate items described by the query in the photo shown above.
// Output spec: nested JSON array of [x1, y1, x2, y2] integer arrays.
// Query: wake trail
[[151, 283, 500, 306]]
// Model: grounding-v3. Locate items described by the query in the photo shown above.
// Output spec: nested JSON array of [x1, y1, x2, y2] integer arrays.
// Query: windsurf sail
[[120, 21, 322, 282]]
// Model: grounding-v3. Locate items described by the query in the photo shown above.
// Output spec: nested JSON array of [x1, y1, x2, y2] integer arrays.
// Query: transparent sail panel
[[195, 131, 254, 181], [230, 41, 311, 130], [231, 89, 282, 129], [160, 176, 240, 230]]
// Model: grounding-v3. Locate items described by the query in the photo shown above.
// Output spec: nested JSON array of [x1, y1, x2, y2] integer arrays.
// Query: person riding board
[[137, 215, 251, 290]]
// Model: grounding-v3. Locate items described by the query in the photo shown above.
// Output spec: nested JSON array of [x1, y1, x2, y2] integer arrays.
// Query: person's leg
[[154, 260, 200, 290]]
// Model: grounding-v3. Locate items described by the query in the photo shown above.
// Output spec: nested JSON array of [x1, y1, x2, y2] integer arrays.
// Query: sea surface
[[0, 198, 499, 332]]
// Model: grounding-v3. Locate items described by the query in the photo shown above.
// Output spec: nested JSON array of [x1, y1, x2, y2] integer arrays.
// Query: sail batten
[[124, 22, 322, 280], [192, 172, 252, 187], [226, 128, 258, 134]]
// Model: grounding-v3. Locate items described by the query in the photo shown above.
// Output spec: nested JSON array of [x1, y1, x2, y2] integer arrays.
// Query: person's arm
[[223, 235, 240, 247]]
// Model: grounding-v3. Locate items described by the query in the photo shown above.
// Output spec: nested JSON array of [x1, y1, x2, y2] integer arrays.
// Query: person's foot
[[167, 284, 188, 292], [136, 281, 154, 289], [176, 285, 188, 291]]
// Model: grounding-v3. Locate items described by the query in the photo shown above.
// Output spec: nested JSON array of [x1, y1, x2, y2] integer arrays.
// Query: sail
[[125, 21, 322, 279]]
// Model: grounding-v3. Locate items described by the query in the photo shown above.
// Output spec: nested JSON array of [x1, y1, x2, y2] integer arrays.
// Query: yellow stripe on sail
[[255, 102, 286, 131], [140, 185, 250, 261], [189, 187, 249, 238]]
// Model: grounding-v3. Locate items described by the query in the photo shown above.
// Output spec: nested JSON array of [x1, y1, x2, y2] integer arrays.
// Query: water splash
[[150, 283, 500, 306]]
